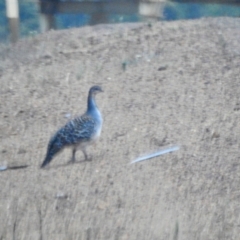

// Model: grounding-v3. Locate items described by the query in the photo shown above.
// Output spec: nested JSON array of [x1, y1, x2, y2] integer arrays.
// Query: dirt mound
[[0, 17, 240, 239]]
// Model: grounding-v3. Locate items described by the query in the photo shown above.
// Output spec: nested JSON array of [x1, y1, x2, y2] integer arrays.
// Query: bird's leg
[[82, 149, 92, 161], [71, 148, 76, 163]]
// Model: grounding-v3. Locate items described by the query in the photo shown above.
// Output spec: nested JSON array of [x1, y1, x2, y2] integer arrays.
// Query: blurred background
[[2, 0, 240, 43], [0, 0, 240, 42]]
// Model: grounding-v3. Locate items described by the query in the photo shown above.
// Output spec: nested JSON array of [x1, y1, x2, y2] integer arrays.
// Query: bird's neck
[[87, 93, 98, 114]]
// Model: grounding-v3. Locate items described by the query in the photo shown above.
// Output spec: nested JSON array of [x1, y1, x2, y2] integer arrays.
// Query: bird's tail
[[41, 153, 53, 168], [41, 135, 62, 168]]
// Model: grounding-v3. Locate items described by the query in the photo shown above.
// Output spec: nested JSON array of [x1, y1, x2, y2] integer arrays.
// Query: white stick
[[6, 0, 19, 18], [131, 145, 180, 164], [0, 166, 7, 171]]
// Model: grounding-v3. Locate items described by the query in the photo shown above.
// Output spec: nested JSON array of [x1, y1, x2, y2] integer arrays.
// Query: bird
[[41, 85, 103, 168]]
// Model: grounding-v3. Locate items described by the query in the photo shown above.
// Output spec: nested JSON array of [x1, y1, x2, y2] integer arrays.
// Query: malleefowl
[[41, 85, 103, 168]]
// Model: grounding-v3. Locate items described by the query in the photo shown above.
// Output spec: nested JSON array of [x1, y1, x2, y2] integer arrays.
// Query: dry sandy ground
[[0, 17, 240, 240]]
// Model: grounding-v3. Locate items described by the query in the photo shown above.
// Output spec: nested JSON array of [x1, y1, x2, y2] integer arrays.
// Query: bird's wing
[[46, 115, 95, 156], [57, 115, 96, 145], [69, 115, 96, 142]]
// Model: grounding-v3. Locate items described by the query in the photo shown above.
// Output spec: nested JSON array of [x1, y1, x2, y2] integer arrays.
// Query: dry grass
[[0, 17, 240, 239]]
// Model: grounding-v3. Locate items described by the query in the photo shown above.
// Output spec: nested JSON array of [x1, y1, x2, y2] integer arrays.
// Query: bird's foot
[[68, 158, 76, 164], [85, 156, 92, 161]]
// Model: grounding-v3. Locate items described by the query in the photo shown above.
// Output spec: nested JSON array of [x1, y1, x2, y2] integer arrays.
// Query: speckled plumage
[[41, 85, 103, 168]]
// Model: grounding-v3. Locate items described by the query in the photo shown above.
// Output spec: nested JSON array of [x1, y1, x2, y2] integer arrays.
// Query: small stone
[[97, 200, 108, 210], [18, 148, 26, 154], [158, 65, 168, 71], [212, 132, 220, 139], [55, 192, 68, 199]]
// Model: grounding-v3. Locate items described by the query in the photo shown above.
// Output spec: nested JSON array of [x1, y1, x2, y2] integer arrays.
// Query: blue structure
[[39, 0, 140, 30]]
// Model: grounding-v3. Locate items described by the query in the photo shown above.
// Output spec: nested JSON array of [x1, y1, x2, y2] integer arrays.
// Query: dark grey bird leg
[[71, 148, 76, 163], [82, 149, 91, 161]]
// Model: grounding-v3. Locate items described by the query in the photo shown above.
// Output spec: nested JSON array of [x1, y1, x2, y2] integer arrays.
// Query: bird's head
[[89, 85, 103, 96]]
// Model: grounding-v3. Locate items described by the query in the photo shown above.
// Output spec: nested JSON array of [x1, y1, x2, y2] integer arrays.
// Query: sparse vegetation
[[0, 11, 240, 240]]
